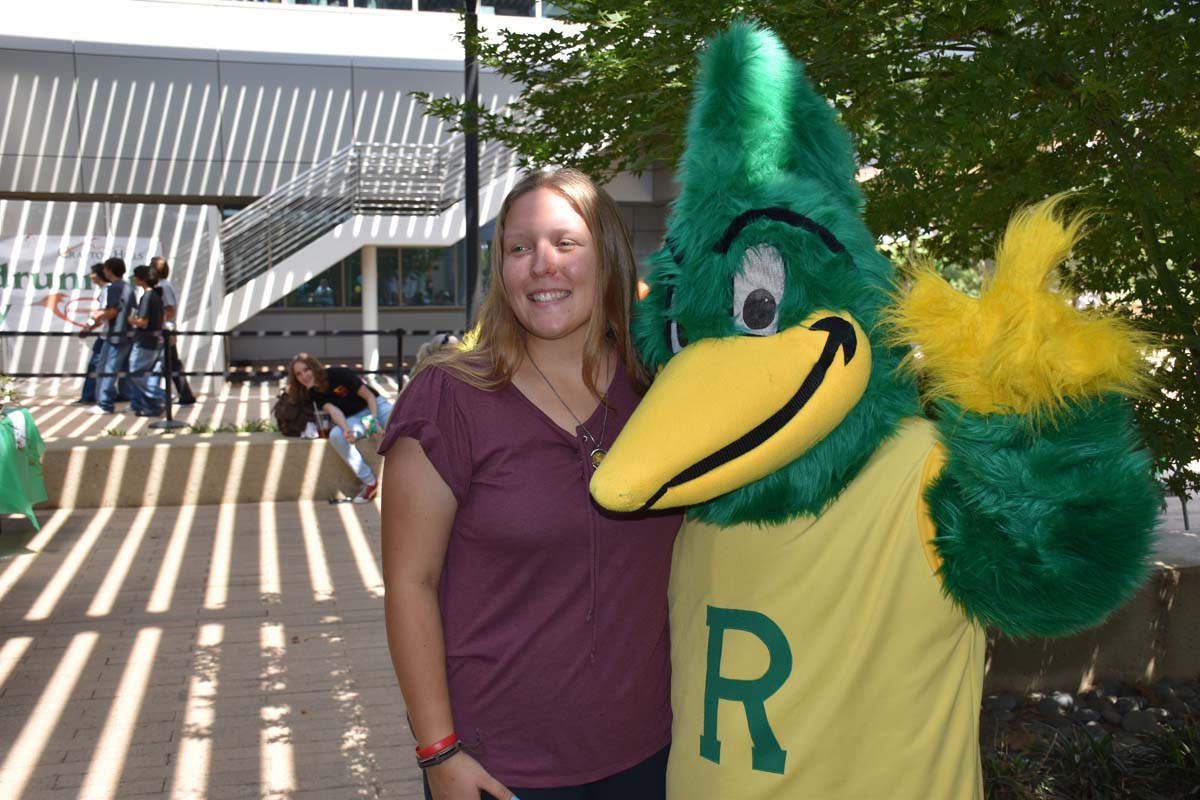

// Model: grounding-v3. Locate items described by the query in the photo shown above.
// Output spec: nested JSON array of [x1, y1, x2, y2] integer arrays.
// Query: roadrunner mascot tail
[[590, 20, 1159, 799]]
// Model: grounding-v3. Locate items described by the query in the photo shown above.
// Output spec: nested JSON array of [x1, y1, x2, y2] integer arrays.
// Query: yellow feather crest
[[885, 194, 1151, 416]]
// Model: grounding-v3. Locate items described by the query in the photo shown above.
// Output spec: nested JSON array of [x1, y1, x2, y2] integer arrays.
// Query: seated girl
[[287, 353, 392, 502]]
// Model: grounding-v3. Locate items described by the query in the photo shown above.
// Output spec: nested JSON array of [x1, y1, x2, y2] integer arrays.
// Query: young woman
[[378, 169, 681, 800], [126, 264, 165, 417], [287, 353, 392, 502]]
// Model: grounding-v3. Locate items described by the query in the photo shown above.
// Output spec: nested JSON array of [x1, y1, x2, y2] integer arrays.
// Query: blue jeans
[[80, 337, 104, 403], [128, 341, 164, 413], [96, 337, 134, 412], [328, 398, 393, 484]]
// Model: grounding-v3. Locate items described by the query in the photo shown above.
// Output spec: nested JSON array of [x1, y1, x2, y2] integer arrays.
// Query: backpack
[[273, 390, 315, 437]]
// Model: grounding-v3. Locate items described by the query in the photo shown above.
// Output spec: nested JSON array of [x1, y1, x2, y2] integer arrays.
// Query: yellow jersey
[[667, 418, 985, 799]]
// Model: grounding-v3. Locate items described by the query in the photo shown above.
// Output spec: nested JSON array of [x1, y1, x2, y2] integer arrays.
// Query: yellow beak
[[590, 313, 871, 512]]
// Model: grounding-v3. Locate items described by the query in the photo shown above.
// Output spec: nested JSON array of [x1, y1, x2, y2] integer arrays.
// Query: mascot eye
[[664, 286, 689, 355], [733, 245, 785, 335]]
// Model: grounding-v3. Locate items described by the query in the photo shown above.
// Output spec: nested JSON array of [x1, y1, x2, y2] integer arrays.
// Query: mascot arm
[[925, 397, 1158, 638], [891, 195, 1160, 638]]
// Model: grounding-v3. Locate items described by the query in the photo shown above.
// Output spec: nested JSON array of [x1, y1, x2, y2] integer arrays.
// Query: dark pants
[[163, 335, 195, 403], [423, 745, 668, 800], [80, 337, 104, 403]]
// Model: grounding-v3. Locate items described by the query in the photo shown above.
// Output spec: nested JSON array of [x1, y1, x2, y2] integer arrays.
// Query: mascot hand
[[924, 396, 1158, 638], [889, 195, 1159, 638], [885, 194, 1149, 417]]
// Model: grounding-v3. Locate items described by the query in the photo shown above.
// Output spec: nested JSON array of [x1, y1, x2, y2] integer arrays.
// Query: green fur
[[928, 396, 1160, 638], [633, 19, 1156, 635], [633, 20, 918, 525]]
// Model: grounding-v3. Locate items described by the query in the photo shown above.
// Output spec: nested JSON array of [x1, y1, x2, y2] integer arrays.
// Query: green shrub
[[983, 720, 1200, 799], [236, 419, 275, 433]]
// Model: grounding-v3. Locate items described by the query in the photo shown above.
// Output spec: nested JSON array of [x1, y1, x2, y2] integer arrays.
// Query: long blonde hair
[[422, 168, 649, 397]]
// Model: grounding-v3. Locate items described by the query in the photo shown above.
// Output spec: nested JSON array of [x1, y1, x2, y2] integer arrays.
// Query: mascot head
[[591, 20, 918, 525]]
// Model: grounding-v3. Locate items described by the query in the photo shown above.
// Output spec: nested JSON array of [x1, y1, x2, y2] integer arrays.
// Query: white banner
[[0, 235, 161, 332]]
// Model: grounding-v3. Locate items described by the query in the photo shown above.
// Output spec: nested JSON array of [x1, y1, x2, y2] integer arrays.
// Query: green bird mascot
[[589, 20, 1159, 800]]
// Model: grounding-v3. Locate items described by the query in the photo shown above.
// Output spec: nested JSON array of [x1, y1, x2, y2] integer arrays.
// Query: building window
[[287, 262, 346, 307], [346, 249, 403, 307], [227, 0, 552, 15], [274, 246, 460, 309], [489, 0, 535, 16], [417, 0, 534, 14]]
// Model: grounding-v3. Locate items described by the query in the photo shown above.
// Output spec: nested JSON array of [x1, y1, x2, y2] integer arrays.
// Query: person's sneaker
[[85, 405, 112, 415], [176, 398, 196, 406], [352, 482, 378, 504], [134, 408, 162, 417], [71, 399, 94, 406]]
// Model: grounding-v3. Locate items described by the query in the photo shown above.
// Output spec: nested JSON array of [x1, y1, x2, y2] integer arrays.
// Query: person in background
[[75, 263, 109, 406], [126, 264, 165, 417], [413, 332, 460, 370], [149, 256, 197, 405], [85, 257, 136, 415], [287, 353, 392, 503], [378, 168, 679, 800]]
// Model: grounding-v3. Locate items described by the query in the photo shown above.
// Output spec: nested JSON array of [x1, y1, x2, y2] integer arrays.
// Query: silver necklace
[[526, 351, 610, 468]]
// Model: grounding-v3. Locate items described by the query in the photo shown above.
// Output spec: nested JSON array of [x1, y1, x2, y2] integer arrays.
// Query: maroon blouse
[[378, 362, 681, 788]]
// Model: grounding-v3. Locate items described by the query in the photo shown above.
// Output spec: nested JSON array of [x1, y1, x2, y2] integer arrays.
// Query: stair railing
[[221, 138, 512, 295]]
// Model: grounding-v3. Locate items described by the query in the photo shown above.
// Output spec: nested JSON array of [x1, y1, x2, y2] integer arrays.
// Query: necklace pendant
[[590, 448, 607, 468]]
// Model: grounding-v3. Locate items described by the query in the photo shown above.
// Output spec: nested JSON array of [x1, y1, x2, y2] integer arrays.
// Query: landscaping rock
[[981, 678, 1200, 795], [1146, 706, 1171, 721], [1164, 699, 1191, 718], [1121, 709, 1159, 733], [1037, 697, 1067, 718], [1083, 692, 1117, 712], [1115, 695, 1146, 714], [985, 692, 1021, 712], [1048, 691, 1074, 710]]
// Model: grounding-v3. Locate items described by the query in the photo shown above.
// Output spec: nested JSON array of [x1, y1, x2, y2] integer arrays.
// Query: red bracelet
[[415, 732, 459, 759]]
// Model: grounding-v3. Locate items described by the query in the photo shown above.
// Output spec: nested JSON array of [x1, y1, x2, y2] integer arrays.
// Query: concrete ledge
[[986, 563, 1200, 692], [41, 432, 381, 508]]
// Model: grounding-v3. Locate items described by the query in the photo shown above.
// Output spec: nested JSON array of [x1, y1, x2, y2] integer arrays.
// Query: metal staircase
[[219, 138, 510, 294]]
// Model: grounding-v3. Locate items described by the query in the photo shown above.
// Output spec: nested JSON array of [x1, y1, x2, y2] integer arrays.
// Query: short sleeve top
[[158, 278, 177, 310], [378, 361, 681, 788], [310, 367, 377, 417], [104, 279, 134, 341], [158, 279, 178, 329], [133, 290, 163, 348]]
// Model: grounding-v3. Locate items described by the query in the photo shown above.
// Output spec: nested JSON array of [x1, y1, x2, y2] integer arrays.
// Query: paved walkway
[[0, 409, 1194, 800], [1157, 493, 1198, 567], [0, 501, 420, 800]]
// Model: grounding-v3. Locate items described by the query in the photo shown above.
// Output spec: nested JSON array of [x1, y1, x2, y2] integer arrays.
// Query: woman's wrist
[[416, 731, 459, 758], [415, 731, 461, 769]]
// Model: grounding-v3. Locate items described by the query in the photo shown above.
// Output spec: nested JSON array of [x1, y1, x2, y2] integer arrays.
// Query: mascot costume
[[589, 20, 1159, 799]]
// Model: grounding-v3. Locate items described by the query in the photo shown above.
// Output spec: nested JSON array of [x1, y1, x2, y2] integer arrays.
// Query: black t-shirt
[[134, 290, 163, 348], [310, 367, 377, 417]]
